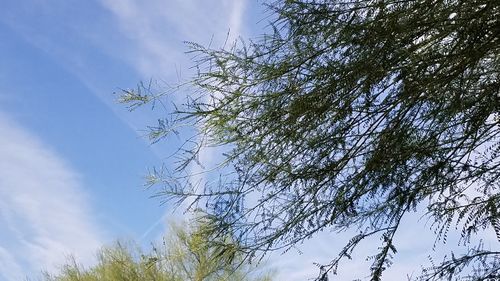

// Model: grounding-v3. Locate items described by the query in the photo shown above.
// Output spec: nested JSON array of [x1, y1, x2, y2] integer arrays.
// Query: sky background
[[0, 1, 497, 281]]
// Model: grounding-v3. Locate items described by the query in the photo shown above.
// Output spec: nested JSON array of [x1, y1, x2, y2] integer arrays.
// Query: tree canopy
[[43, 219, 272, 281], [121, 0, 500, 280]]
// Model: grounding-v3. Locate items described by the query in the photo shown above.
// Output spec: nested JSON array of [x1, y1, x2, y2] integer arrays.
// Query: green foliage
[[43, 220, 272, 281], [121, 0, 500, 280]]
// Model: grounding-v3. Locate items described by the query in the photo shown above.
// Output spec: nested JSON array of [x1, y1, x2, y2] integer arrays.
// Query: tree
[[43, 219, 272, 281], [121, 0, 499, 280], [164, 219, 272, 281]]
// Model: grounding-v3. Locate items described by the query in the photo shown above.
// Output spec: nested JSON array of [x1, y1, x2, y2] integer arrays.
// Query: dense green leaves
[[122, 0, 499, 280]]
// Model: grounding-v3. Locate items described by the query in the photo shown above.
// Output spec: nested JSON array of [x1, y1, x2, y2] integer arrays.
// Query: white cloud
[[99, 0, 247, 78], [1, 0, 249, 158], [0, 114, 105, 280]]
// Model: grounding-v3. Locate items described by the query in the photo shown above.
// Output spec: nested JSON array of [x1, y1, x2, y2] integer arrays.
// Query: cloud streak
[[0, 114, 105, 280], [99, 0, 248, 78], [99, 0, 248, 238]]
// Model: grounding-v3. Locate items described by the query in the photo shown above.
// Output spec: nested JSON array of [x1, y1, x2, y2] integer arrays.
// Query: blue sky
[[0, 0, 273, 279], [0, 1, 497, 280]]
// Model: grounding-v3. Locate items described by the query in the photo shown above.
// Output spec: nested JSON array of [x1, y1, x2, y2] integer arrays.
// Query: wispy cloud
[[0, 113, 105, 280], [1, 0, 248, 152], [99, 0, 248, 78], [1, 0, 249, 244], [99, 0, 249, 237]]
